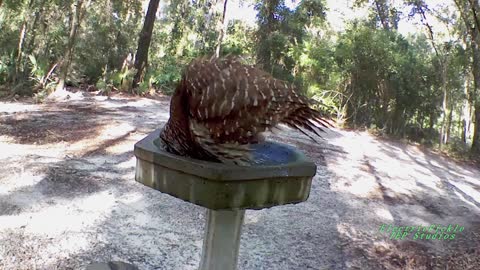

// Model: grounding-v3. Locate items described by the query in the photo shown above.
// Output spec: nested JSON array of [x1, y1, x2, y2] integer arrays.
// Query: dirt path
[[0, 91, 479, 270]]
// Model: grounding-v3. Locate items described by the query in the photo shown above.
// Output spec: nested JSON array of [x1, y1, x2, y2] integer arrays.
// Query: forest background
[[1, 0, 479, 162]]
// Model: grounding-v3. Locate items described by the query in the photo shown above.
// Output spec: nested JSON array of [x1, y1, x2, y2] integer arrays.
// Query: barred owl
[[160, 56, 330, 165]]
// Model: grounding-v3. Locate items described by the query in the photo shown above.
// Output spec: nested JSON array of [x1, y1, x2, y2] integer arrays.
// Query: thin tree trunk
[[473, 105, 480, 153], [25, 0, 46, 56], [453, 0, 480, 154], [445, 105, 453, 143], [256, 0, 279, 72], [55, 0, 89, 92], [414, 2, 450, 147], [15, 22, 27, 79], [439, 60, 450, 146], [132, 0, 160, 90], [462, 72, 472, 143], [374, 0, 390, 31], [471, 25, 480, 153], [429, 111, 435, 130], [20, 0, 47, 81], [215, 0, 228, 57], [13, 0, 35, 82]]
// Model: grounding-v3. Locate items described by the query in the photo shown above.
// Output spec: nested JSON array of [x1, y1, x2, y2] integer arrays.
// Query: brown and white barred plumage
[[160, 56, 331, 165]]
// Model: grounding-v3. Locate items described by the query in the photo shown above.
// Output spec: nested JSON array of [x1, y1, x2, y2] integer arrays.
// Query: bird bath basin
[[134, 128, 316, 270]]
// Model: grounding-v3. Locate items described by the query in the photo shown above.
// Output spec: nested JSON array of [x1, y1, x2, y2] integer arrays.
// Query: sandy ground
[[0, 90, 479, 270]]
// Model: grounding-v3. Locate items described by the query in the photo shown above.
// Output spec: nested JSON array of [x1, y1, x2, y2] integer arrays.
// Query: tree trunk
[[55, 0, 88, 92], [14, 22, 28, 81], [256, 0, 280, 72], [471, 25, 480, 154], [439, 60, 450, 146], [445, 105, 453, 143], [132, 0, 160, 90], [13, 0, 35, 83], [215, 0, 228, 57], [462, 73, 471, 143], [429, 111, 435, 130], [473, 105, 480, 154], [374, 0, 390, 31], [20, 0, 47, 81], [25, 0, 46, 55]]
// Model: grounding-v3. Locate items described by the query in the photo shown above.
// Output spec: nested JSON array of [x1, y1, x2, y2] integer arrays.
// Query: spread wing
[[183, 56, 330, 149]]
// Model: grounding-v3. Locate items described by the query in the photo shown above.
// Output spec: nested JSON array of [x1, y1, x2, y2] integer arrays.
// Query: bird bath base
[[134, 129, 316, 270]]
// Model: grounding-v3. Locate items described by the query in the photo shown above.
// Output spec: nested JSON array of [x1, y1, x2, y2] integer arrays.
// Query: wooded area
[[0, 0, 479, 160]]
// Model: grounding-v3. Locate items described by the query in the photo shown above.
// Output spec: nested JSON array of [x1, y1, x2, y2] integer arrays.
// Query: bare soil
[[0, 89, 479, 270]]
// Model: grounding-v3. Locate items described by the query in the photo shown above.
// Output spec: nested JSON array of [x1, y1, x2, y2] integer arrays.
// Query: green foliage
[[26, 54, 55, 96], [95, 66, 136, 93], [334, 24, 442, 135], [221, 20, 255, 57], [0, 56, 13, 85], [0, 0, 477, 156], [149, 57, 182, 95]]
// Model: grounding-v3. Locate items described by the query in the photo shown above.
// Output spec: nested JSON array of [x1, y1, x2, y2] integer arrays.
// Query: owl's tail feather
[[283, 107, 333, 142]]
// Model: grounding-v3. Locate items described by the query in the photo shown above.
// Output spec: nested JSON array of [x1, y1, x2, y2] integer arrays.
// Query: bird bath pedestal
[[134, 129, 316, 270]]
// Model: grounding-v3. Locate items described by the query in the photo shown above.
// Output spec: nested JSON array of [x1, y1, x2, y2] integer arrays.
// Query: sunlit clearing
[[0, 102, 40, 113], [44, 236, 92, 255], [0, 172, 45, 195], [336, 223, 358, 239], [114, 156, 136, 169], [374, 207, 394, 221], [117, 191, 144, 205], [333, 174, 381, 198], [450, 182, 480, 206], [158, 111, 170, 120], [98, 97, 156, 108], [100, 123, 136, 138], [104, 139, 136, 155], [0, 141, 65, 159], [0, 190, 116, 235], [68, 123, 135, 155], [327, 129, 451, 200]]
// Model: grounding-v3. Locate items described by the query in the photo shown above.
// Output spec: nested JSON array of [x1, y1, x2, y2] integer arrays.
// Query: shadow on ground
[[323, 130, 480, 269], [1, 92, 479, 270]]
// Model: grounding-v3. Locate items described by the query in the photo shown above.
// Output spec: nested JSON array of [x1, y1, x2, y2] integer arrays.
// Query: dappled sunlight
[[1, 93, 478, 268], [333, 219, 471, 269], [450, 181, 480, 204], [325, 129, 478, 204], [95, 96, 157, 108], [0, 171, 45, 195], [114, 156, 137, 169], [374, 207, 394, 221], [336, 222, 359, 240], [116, 191, 145, 205], [104, 139, 136, 155], [0, 190, 117, 235], [327, 130, 372, 158], [330, 171, 382, 198], [0, 141, 66, 159], [0, 182, 179, 269], [68, 122, 136, 155], [104, 132, 147, 156], [0, 102, 41, 113], [453, 190, 478, 208]]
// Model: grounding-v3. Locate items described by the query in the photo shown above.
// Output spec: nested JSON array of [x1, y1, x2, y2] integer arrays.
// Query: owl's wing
[[184, 57, 330, 147], [184, 57, 272, 144]]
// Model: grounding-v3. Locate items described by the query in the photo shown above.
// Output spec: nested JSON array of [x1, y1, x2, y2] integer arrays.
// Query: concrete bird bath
[[134, 128, 316, 270]]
